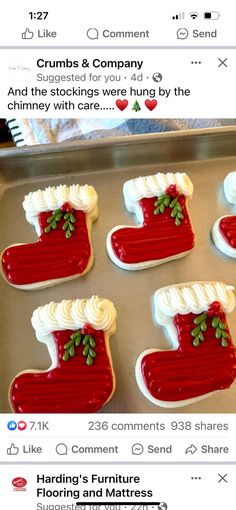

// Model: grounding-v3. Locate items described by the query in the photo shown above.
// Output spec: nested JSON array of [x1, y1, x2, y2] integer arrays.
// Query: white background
[[0, 1, 234, 47], [0, 414, 235, 462], [0, 49, 234, 118], [0, 464, 233, 510]]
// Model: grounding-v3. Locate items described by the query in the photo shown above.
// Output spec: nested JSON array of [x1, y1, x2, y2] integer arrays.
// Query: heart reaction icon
[[18, 421, 27, 431]]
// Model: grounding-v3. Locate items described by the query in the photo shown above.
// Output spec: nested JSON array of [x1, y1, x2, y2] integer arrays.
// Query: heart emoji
[[145, 99, 158, 111], [116, 99, 128, 111], [18, 420, 27, 431]]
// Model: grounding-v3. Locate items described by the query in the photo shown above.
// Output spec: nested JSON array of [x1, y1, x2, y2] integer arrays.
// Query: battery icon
[[204, 11, 220, 19]]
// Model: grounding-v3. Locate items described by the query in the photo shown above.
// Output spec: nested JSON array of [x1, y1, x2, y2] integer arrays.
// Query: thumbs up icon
[[22, 28, 34, 40], [7, 443, 19, 455]]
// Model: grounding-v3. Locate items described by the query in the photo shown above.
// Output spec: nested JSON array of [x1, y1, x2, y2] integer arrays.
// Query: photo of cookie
[[106, 172, 195, 270], [136, 282, 236, 408], [1, 183, 98, 289], [212, 171, 236, 258], [9, 296, 117, 413]]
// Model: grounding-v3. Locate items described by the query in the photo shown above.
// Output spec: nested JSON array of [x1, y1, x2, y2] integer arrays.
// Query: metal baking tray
[[1, 127, 236, 413]]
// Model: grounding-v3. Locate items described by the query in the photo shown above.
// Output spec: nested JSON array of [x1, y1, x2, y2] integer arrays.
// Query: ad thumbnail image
[[0, 117, 236, 413]]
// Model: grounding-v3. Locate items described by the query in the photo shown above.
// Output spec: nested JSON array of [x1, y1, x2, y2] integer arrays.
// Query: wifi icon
[[190, 12, 199, 19]]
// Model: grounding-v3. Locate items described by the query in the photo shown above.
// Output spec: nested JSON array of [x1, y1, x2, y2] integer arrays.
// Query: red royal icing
[[219, 216, 236, 248], [111, 196, 195, 264], [10, 329, 114, 413], [1, 209, 91, 285], [141, 312, 236, 402]]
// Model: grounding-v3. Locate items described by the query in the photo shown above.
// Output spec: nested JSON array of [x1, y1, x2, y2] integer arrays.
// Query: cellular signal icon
[[190, 12, 199, 19], [172, 12, 185, 20]]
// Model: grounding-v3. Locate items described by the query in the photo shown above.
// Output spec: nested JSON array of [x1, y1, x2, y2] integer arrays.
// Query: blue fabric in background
[[6, 118, 236, 146], [85, 118, 236, 139]]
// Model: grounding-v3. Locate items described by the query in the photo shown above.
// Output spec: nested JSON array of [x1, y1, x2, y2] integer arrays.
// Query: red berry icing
[[208, 301, 224, 319], [60, 202, 73, 213], [165, 184, 179, 198], [82, 323, 95, 335]]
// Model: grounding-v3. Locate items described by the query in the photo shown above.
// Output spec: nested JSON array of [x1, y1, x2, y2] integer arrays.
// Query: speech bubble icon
[[87, 28, 99, 40], [177, 28, 189, 40], [55, 443, 68, 455]]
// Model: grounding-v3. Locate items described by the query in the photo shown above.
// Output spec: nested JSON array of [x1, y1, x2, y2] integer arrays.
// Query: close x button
[[218, 473, 228, 483], [218, 58, 228, 67]]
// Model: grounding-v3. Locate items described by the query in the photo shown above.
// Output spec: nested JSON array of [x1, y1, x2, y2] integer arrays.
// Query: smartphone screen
[[0, 1, 235, 509]]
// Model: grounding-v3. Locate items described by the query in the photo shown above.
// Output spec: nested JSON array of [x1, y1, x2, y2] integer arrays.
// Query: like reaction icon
[[7, 421, 17, 431]]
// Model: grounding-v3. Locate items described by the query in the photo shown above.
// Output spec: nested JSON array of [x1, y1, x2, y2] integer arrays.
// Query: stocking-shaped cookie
[[136, 282, 236, 407], [212, 172, 236, 258], [9, 296, 117, 413], [1, 184, 98, 289], [106, 172, 195, 270]]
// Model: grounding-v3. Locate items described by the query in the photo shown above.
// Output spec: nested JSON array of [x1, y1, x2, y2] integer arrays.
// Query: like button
[[22, 28, 34, 40], [7, 443, 19, 455]]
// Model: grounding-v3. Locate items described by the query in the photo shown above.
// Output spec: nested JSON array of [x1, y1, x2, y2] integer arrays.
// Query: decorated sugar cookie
[[136, 282, 236, 408], [9, 296, 117, 413], [1, 184, 98, 289], [212, 172, 236, 258], [106, 172, 195, 270]]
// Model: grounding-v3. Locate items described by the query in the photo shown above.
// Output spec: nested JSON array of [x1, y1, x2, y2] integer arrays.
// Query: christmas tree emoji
[[132, 100, 141, 112]]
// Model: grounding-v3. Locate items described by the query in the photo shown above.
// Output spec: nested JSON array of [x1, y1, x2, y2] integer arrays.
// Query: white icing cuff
[[224, 171, 236, 205], [23, 184, 98, 224], [154, 281, 235, 326], [31, 296, 117, 340], [123, 172, 193, 213]]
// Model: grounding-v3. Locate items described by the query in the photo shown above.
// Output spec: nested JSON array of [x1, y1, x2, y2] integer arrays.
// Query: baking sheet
[[1, 127, 236, 413]]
